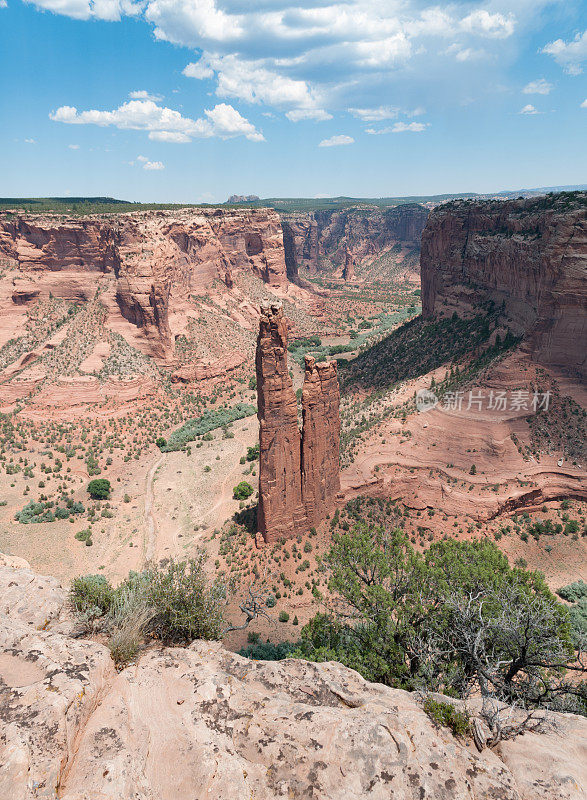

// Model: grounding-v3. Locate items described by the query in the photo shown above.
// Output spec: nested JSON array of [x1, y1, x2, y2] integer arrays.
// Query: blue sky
[[1, 0, 585, 202]]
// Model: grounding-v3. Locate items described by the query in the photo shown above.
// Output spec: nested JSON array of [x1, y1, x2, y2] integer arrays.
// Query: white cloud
[[129, 89, 164, 101], [183, 60, 214, 80], [0, 1, 8, 9], [148, 130, 191, 142], [444, 43, 486, 61], [542, 30, 587, 75], [68, 144, 80, 149], [319, 134, 354, 147], [24, 0, 142, 21], [185, 53, 325, 117], [367, 121, 428, 134], [459, 10, 515, 39], [136, 154, 149, 162], [581, 99, 587, 108], [50, 98, 264, 142], [286, 108, 332, 122], [349, 106, 398, 122], [143, 160, 164, 170], [522, 78, 552, 95], [519, 104, 538, 115], [24, 138, 36, 144]]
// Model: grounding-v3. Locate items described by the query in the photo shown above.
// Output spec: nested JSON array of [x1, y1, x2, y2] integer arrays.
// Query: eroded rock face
[[420, 194, 587, 377], [256, 303, 306, 542], [282, 204, 429, 275], [256, 305, 341, 542], [1, 556, 586, 800], [301, 356, 341, 527], [0, 208, 288, 362]]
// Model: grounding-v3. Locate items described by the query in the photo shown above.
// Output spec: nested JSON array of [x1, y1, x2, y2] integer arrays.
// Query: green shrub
[[278, 611, 290, 623], [144, 556, 227, 642], [238, 641, 295, 660], [423, 697, 470, 737], [246, 443, 260, 462], [233, 481, 254, 500], [70, 574, 114, 616], [87, 478, 111, 499], [557, 580, 587, 604], [162, 403, 256, 452]]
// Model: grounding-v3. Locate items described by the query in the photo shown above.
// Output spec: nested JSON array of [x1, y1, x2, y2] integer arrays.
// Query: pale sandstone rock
[[1, 558, 586, 800]]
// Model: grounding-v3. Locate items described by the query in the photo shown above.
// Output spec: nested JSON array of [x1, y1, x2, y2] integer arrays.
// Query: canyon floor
[[0, 258, 584, 648]]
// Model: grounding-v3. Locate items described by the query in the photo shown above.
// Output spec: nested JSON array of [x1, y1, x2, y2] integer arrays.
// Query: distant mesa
[[227, 194, 260, 204]]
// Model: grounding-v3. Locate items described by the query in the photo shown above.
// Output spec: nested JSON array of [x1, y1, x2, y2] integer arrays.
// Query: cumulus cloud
[[522, 78, 552, 94], [148, 130, 191, 142], [24, 138, 36, 144], [129, 89, 164, 101], [49, 98, 264, 142], [24, 0, 142, 21], [183, 60, 214, 80], [367, 121, 428, 134], [286, 108, 332, 122], [0, 1, 7, 9], [581, 99, 587, 108], [542, 30, 587, 75], [319, 134, 354, 147], [519, 104, 538, 115], [459, 10, 514, 39], [27, 0, 530, 123], [68, 143, 80, 149], [349, 106, 398, 122], [143, 160, 164, 170]]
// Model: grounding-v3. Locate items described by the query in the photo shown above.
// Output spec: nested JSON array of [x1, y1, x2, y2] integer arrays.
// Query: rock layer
[[282, 204, 428, 275], [0, 208, 288, 362], [1, 555, 586, 800], [301, 355, 341, 527], [420, 193, 587, 377], [256, 304, 340, 542], [256, 303, 307, 542]]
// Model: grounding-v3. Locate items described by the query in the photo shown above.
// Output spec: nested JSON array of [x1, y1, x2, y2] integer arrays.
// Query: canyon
[[282, 203, 428, 281], [421, 193, 587, 377], [256, 302, 340, 543]]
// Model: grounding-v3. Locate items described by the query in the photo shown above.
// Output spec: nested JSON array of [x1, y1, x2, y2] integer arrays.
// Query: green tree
[[87, 478, 111, 499]]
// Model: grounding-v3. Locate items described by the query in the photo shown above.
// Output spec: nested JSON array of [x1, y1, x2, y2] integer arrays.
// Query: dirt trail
[[144, 454, 165, 564]]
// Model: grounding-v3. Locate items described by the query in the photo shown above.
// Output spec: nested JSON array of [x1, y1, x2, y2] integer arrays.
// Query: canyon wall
[[282, 204, 428, 276], [256, 303, 340, 543], [0, 208, 288, 361], [420, 193, 587, 377]]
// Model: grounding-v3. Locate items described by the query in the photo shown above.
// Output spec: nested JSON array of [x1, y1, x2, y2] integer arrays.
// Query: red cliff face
[[256, 303, 307, 543], [301, 356, 341, 527], [420, 194, 587, 378], [282, 204, 428, 275], [0, 208, 288, 362], [256, 304, 340, 544]]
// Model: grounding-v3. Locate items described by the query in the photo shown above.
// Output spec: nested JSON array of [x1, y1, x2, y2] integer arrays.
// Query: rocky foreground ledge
[[1, 554, 585, 800]]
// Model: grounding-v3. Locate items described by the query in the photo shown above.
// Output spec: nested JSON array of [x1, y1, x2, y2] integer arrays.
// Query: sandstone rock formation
[[256, 302, 307, 542], [0, 207, 288, 363], [256, 304, 340, 543], [420, 193, 587, 377], [301, 355, 341, 527], [1, 555, 586, 800], [282, 203, 428, 277]]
